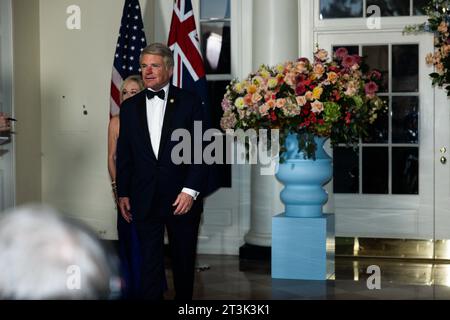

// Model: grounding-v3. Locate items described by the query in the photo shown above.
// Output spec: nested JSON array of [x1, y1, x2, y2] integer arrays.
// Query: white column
[[244, 164, 284, 246], [244, 0, 299, 247]]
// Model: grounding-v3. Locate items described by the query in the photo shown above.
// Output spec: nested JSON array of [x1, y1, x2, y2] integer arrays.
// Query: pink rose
[[365, 81, 379, 97], [335, 47, 348, 59], [296, 83, 306, 95], [275, 98, 287, 109], [368, 70, 382, 81], [352, 54, 362, 65], [342, 55, 357, 68]]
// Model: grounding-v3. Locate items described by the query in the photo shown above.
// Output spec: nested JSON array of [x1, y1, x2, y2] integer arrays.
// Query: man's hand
[[172, 192, 194, 215], [119, 197, 132, 223], [0, 113, 11, 132]]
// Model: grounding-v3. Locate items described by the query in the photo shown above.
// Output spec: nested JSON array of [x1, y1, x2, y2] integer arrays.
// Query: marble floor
[[163, 255, 450, 300]]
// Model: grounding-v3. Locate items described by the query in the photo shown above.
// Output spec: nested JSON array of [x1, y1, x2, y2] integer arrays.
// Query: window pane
[[320, 0, 363, 19], [392, 147, 419, 194], [364, 96, 389, 143], [363, 147, 388, 194], [333, 147, 359, 193], [392, 45, 419, 92], [200, 0, 230, 19], [413, 0, 428, 15], [201, 21, 231, 74], [362, 45, 389, 92], [366, 0, 410, 16], [392, 96, 419, 144], [332, 45, 359, 56], [207, 80, 232, 188]]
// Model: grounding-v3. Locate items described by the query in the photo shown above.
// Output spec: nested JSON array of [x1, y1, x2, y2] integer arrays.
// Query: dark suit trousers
[[134, 197, 201, 300]]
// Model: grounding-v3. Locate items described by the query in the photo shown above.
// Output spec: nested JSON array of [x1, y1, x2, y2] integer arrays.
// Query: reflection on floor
[[163, 255, 450, 300], [336, 237, 450, 260]]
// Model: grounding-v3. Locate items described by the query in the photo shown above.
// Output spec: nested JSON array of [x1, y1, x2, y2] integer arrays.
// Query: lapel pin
[[170, 98, 175, 104]]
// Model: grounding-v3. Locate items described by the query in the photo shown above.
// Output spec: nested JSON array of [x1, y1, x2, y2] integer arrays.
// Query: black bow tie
[[146, 89, 165, 100]]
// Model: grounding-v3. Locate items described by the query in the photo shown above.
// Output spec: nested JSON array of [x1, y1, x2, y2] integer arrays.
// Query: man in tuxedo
[[116, 43, 207, 300]]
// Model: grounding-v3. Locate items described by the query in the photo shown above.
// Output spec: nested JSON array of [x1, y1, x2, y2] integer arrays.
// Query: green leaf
[[430, 72, 440, 78], [352, 96, 363, 107]]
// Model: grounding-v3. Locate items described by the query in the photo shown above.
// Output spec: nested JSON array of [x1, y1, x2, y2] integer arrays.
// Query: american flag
[[110, 0, 147, 117], [168, 0, 220, 196]]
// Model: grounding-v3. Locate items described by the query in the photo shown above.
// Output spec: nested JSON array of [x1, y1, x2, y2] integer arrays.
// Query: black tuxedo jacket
[[116, 85, 208, 221]]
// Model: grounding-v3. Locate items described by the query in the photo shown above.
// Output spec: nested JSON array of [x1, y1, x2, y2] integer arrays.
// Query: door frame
[[0, 0, 16, 210]]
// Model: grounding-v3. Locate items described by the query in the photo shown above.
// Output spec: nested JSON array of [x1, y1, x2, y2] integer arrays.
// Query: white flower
[[311, 100, 324, 114], [234, 97, 245, 109]]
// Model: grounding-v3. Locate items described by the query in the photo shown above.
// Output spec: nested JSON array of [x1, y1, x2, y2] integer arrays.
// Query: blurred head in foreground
[[0, 204, 121, 300]]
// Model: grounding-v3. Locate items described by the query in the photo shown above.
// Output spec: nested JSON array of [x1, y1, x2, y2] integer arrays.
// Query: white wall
[[153, 0, 173, 43], [12, 0, 41, 205]]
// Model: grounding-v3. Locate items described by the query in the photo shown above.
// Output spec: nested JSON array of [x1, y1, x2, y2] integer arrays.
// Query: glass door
[[317, 31, 436, 258]]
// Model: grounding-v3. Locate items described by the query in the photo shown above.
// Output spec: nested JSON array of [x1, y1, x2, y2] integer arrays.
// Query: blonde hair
[[119, 75, 144, 103]]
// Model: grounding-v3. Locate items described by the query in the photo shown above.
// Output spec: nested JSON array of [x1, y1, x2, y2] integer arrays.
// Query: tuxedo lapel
[[137, 93, 157, 160], [157, 85, 177, 160]]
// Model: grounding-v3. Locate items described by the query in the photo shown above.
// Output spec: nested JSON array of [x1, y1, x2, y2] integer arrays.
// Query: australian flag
[[110, 0, 147, 117], [168, 0, 220, 196]]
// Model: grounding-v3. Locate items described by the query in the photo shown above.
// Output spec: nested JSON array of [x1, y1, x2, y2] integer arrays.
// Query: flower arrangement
[[220, 47, 385, 160], [404, 0, 450, 95]]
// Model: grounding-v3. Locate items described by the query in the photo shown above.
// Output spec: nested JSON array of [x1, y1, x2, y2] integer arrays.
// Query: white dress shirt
[[146, 84, 199, 200]]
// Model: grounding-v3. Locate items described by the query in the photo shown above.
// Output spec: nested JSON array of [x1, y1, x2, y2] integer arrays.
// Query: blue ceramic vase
[[275, 133, 332, 218]]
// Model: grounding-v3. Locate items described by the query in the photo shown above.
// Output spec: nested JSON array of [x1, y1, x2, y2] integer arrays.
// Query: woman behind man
[[108, 75, 143, 182], [108, 75, 144, 298]]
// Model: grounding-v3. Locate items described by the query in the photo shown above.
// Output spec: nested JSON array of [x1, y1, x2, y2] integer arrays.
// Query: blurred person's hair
[[119, 75, 144, 103], [0, 204, 121, 300], [139, 42, 174, 69]]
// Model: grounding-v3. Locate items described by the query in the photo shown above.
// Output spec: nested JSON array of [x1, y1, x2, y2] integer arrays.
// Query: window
[[333, 44, 419, 195], [320, 0, 363, 19], [200, 0, 231, 74], [319, 0, 427, 19]]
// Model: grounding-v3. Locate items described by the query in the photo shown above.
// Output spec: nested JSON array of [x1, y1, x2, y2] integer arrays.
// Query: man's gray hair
[[0, 204, 120, 300], [140, 43, 174, 69]]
